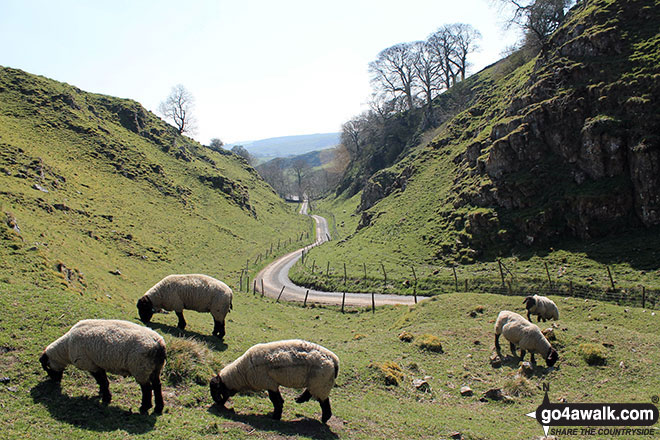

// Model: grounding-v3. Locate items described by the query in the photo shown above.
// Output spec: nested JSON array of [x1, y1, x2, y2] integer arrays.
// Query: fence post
[[642, 286, 646, 308], [270, 243, 273, 255], [569, 280, 574, 296], [411, 266, 418, 304], [465, 279, 468, 292], [239, 271, 244, 292], [304, 289, 309, 306], [311, 260, 316, 274], [498, 260, 505, 288], [452, 266, 458, 291], [278, 238, 281, 250], [253, 280, 256, 295], [326, 261, 330, 277], [341, 291, 346, 313], [371, 292, 375, 314], [544, 262, 551, 286], [276, 286, 285, 302], [261, 279, 265, 296], [363, 262, 367, 281], [606, 266, 615, 290], [343, 263, 347, 286]]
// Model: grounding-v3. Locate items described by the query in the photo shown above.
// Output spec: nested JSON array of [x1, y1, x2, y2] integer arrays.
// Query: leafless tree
[[158, 84, 196, 135], [427, 27, 458, 90], [445, 23, 481, 81], [411, 40, 443, 122], [369, 42, 419, 111], [209, 138, 224, 151], [290, 159, 311, 201], [495, 0, 574, 51]]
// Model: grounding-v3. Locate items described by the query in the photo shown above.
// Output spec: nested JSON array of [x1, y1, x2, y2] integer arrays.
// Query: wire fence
[[291, 256, 660, 310]]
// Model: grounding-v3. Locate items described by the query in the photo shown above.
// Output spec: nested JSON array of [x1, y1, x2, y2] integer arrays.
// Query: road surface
[[255, 201, 425, 307]]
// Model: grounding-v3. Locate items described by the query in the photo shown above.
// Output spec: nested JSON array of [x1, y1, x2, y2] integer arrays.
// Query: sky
[[1, 0, 519, 144]]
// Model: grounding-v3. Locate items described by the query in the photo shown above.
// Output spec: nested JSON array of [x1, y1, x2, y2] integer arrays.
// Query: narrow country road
[[255, 200, 425, 307]]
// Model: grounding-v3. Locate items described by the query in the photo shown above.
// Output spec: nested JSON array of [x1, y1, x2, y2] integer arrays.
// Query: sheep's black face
[[137, 296, 154, 323], [523, 296, 536, 310], [39, 353, 63, 382], [546, 348, 559, 367], [210, 376, 232, 407]]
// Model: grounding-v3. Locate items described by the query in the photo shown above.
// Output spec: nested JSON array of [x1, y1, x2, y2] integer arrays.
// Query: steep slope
[[0, 66, 309, 303], [325, 0, 659, 266]]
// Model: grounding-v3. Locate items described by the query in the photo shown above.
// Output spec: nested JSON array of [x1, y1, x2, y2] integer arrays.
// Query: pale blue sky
[[1, 0, 518, 144]]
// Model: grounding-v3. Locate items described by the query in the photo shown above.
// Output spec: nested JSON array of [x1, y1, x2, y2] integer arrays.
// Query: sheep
[[494, 310, 558, 367], [136, 274, 233, 339], [209, 339, 339, 423], [39, 319, 166, 414], [523, 294, 559, 322]]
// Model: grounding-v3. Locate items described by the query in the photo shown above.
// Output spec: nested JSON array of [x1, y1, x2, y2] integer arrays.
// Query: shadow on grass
[[495, 352, 560, 377], [30, 380, 157, 434], [146, 321, 228, 352], [208, 404, 339, 439]]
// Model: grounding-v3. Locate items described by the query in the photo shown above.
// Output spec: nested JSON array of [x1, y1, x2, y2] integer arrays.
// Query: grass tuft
[[369, 361, 405, 386], [579, 343, 608, 366], [415, 334, 444, 353], [163, 336, 217, 386]]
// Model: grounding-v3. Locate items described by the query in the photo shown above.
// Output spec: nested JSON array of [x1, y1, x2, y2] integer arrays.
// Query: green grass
[[3, 259, 660, 439]]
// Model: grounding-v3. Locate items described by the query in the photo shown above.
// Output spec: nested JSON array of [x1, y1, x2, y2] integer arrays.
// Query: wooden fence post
[[498, 260, 505, 288], [606, 266, 615, 290], [246, 276, 250, 293], [452, 266, 458, 291], [642, 286, 646, 308], [326, 261, 330, 277], [239, 271, 244, 292], [304, 289, 309, 306], [311, 260, 316, 274], [371, 292, 375, 314], [411, 266, 418, 304], [276, 286, 285, 302], [569, 280, 574, 296], [261, 279, 265, 296], [544, 262, 551, 286], [253, 280, 256, 295], [341, 291, 346, 313], [343, 263, 347, 286], [465, 279, 468, 292]]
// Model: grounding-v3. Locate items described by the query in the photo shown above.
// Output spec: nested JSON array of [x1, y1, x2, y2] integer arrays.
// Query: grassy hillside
[[293, 0, 660, 301]]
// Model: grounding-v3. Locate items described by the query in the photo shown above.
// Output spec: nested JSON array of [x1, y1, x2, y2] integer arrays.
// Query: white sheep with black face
[[210, 339, 339, 423], [39, 319, 166, 414], [137, 274, 233, 339], [494, 310, 559, 367], [523, 294, 559, 322]]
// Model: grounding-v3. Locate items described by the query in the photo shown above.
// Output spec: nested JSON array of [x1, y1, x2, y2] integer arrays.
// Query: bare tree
[[289, 159, 311, 201], [445, 24, 482, 81], [427, 27, 458, 90], [158, 84, 196, 135], [231, 145, 254, 165], [209, 138, 224, 151], [496, 0, 574, 51], [369, 43, 419, 111], [411, 40, 443, 121]]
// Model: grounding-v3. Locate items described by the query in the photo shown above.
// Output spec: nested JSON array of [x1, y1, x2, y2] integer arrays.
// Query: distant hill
[[229, 132, 340, 158]]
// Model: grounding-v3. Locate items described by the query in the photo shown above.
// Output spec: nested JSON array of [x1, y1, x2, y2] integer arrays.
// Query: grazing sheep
[[494, 311, 558, 367], [39, 319, 166, 414], [523, 294, 559, 322], [137, 274, 233, 339], [210, 339, 339, 423]]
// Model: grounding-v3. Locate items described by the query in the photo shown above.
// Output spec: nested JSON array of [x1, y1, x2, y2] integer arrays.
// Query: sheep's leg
[[176, 311, 187, 330], [295, 389, 312, 403], [320, 398, 332, 424], [139, 381, 153, 414], [91, 370, 111, 404], [268, 389, 284, 420], [519, 349, 527, 362], [213, 319, 225, 339], [527, 311, 532, 321], [509, 341, 517, 356], [494, 334, 501, 352], [530, 352, 536, 364], [151, 370, 164, 415]]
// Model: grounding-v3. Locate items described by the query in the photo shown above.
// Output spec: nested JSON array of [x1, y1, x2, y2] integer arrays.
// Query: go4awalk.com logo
[[525, 386, 659, 437]]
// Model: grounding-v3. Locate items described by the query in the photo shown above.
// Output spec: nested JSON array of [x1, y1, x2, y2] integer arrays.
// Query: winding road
[[255, 201, 425, 307]]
